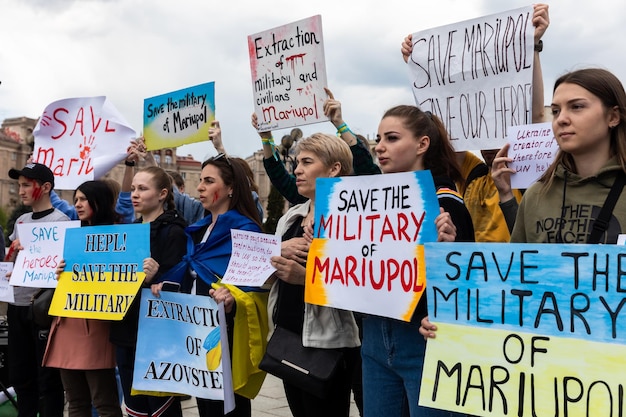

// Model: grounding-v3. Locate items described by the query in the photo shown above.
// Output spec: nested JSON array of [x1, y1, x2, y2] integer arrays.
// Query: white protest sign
[[305, 171, 440, 321], [221, 230, 280, 287], [248, 15, 328, 131], [407, 6, 534, 151], [507, 122, 557, 189], [10, 221, 81, 288], [0, 263, 14, 303], [33, 96, 137, 189]]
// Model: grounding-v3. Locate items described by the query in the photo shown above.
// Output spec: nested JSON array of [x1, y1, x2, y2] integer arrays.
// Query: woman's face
[[131, 171, 165, 216], [196, 163, 232, 215], [293, 150, 336, 200], [74, 190, 94, 223], [551, 82, 618, 157], [375, 116, 424, 173]]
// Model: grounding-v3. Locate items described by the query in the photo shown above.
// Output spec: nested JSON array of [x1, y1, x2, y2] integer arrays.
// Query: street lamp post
[[279, 127, 303, 174], [280, 134, 295, 173]]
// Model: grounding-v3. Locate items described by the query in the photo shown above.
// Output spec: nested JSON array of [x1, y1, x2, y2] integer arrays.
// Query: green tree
[[0, 206, 7, 253], [6, 204, 32, 242], [263, 185, 285, 234], [0, 206, 7, 233]]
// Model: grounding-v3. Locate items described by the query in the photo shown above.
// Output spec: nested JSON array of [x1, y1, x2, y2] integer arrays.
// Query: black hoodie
[[109, 209, 188, 346]]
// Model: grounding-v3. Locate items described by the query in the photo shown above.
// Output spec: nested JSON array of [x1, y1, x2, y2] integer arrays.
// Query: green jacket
[[511, 157, 626, 244]]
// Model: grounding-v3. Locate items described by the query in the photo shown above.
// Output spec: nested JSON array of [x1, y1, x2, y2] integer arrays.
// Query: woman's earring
[[228, 193, 233, 198]]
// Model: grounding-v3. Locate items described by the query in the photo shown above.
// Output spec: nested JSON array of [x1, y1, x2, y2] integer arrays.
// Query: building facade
[[0, 117, 37, 212]]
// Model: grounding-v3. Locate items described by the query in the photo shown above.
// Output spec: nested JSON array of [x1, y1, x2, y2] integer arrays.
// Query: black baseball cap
[[9, 163, 55, 188]]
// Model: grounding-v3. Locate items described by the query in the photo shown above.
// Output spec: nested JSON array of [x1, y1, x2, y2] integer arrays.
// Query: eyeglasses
[[209, 152, 231, 166]]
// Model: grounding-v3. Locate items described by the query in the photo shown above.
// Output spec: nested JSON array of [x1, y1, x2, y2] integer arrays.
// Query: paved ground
[[179, 374, 360, 417], [56, 373, 360, 417]]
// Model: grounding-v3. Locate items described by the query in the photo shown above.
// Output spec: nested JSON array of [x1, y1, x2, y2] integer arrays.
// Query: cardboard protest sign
[[0, 263, 14, 303], [248, 15, 328, 131], [49, 223, 149, 320], [133, 290, 235, 413], [33, 96, 136, 189], [507, 122, 557, 189], [143, 82, 216, 151], [220, 229, 280, 287], [304, 171, 439, 321], [420, 242, 626, 416], [10, 221, 80, 288], [407, 6, 534, 151]]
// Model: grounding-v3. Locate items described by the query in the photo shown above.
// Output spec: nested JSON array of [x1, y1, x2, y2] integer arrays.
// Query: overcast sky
[[2, 0, 626, 162]]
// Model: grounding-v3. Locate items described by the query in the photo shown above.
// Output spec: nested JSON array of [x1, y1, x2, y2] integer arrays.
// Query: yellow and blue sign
[[133, 289, 234, 402], [204, 327, 222, 371], [143, 82, 215, 151], [49, 223, 149, 320], [421, 242, 626, 416], [304, 170, 439, 321]]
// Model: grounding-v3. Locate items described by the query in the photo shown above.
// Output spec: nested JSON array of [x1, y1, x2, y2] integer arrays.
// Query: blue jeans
[[361, 316, 464, 417]]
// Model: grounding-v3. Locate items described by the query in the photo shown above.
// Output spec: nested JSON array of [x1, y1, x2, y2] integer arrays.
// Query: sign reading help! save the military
[[49, 223, 149, 320]]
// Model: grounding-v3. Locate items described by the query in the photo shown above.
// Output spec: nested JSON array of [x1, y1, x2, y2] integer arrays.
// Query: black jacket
[[109, 209, 188, 346], [412, 177, 474, 323]]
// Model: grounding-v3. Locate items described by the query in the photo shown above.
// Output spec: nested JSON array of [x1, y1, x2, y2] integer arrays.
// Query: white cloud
[[2, 0, 626, 161]]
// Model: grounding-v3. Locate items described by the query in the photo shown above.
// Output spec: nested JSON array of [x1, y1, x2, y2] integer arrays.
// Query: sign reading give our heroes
[[248, 15, 328, 132], [305, 171, 439, 321], [407, 6, 534, 151], [49, 223, 150, 320], [420, 242, 626, 416]]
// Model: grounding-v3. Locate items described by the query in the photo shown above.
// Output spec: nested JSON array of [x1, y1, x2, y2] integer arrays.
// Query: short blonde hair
[[294, 133, 353, 176]]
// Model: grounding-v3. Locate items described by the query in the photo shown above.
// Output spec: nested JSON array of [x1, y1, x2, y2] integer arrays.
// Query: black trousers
[[7, 304, 64, 417]]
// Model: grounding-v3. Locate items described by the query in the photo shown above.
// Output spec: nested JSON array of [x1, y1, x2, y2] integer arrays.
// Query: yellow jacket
[[223, 284, 269, 399]]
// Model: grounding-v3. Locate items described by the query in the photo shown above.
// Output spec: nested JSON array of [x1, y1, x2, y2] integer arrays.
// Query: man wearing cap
[[6, 162, 67, 417]]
